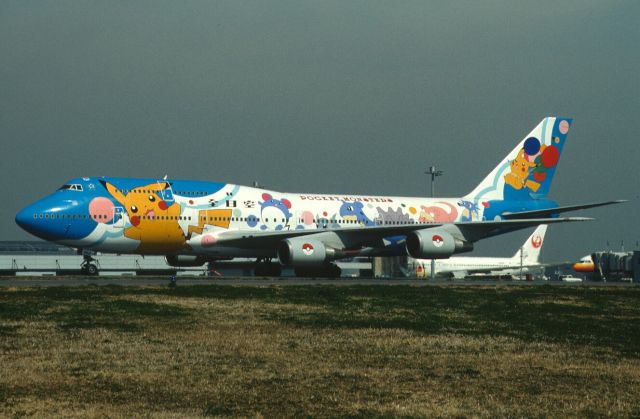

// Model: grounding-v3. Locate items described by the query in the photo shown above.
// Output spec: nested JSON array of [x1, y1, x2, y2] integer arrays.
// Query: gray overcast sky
[[1, 1, 638, 261]]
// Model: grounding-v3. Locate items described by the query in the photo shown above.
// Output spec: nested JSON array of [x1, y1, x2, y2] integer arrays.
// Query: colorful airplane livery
[[15, 117, 621, 276]]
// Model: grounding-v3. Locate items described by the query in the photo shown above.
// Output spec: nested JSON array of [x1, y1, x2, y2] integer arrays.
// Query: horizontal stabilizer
[[502, 200, 626, 219]]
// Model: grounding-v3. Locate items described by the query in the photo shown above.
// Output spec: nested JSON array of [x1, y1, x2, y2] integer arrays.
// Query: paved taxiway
[[0, 277, 636, 287]]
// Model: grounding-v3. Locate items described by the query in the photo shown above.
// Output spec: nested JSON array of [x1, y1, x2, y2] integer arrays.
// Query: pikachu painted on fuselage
[[100, 180, 186, 253]]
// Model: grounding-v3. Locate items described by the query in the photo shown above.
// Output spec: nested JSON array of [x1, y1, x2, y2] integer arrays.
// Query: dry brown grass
[[1, 284, 639, 417]]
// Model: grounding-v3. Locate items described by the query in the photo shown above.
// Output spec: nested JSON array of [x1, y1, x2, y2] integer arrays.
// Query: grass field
[[1, 284, 640, 417]]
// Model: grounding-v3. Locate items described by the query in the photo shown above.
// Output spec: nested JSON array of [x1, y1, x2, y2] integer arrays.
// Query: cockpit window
[[58, 184, 84, 191]]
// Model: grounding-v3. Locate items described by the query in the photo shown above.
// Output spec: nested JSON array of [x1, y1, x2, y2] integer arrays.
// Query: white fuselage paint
[[66, 185, 478, 256], [415, 256, 542, 278]]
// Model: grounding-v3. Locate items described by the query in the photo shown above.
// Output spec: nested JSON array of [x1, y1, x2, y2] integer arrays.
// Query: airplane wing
[[199, 217, 592, 250], [502, 200, 626, 219]]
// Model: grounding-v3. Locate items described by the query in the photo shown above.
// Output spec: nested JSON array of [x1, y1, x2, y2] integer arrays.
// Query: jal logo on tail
[[302, 243, 314, 256], [531, 235, 543, 249], [432, 235, 444, 248]]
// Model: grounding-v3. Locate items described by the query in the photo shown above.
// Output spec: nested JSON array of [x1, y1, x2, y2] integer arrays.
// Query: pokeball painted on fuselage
[[432, 234, 444, 247], [302, 243, 314, 256]]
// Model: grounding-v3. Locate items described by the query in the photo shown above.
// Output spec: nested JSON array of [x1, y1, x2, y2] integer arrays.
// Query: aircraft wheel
[[254, 263, 281, 277], [254, 264, 266, 276], [329, 264, 342, 278], [86, 264, 99, 276], [295, 264, 341, 278]]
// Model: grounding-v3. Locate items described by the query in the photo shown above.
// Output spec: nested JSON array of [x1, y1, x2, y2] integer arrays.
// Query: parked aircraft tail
[[510, 224, 548, 263], [465, 117, 572, 202]]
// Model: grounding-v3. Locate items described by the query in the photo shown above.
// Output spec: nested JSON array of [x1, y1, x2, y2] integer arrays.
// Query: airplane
[[15, 116, 623, 277], [414, 224, 548, 279], [573, 254, 596, 273]]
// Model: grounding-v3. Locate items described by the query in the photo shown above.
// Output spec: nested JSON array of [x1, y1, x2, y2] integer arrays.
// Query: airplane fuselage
[[15, 176, 557, 258], [417, 257, 542, 277]]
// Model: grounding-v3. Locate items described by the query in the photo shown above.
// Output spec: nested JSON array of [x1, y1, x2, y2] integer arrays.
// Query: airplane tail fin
[[465, 117, 572, 202], [511, 224, 548, 263]]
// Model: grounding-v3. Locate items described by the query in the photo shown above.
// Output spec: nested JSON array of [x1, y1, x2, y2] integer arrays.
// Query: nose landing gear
[[80, 252, 99, 276]]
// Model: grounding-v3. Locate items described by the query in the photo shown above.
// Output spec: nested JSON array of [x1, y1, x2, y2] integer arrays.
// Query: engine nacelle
[[278, 237, 335, 267], [406, 229, 472, 259], [165, 255, 208, 267]]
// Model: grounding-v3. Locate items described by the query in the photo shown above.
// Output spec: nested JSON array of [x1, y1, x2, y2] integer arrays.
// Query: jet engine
[[406, 229, 472, 259], [165, 255, 208, 267], [278, 237, 336, 267]]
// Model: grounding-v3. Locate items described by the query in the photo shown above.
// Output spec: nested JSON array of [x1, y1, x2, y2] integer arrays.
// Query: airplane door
[[156, 180, 174, 204], [113, 206, 125, 228]]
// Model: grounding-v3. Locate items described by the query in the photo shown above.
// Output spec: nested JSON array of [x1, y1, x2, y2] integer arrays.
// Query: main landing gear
[[254, 259, 282, 277], [80, 252, 99, 276], [294, 264, 341, 278]]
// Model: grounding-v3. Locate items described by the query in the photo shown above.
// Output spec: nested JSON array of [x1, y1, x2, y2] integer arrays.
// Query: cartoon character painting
[[504, 149, 537, 191], [100, 181, 186, 253], [339, 201, 375, 226], [247, 193, 292, 230], [188, 209, 233, 238], [418, 202, 458, 223], [315, 214, 340, 229], [504, 136, 560, 195], [476, 119, 570, 219], [458, 200, 480, 221], [375, 207, 412, 224]]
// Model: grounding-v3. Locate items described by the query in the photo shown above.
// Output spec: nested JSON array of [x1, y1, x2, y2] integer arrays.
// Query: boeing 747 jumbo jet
[[15, 117, 622, 277], [414, 224, 548, 279]]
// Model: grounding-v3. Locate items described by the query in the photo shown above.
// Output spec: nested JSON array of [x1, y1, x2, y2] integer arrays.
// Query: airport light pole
[[425, 166, 443, 198], [520, 246, 524, 281], [425, 166, 443, 280]]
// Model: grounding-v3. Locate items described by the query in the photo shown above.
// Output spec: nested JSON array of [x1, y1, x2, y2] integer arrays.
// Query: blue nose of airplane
[[15, 192, 98, 241], [15, 204, 38, 235], [15, 197, 70, 241]]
